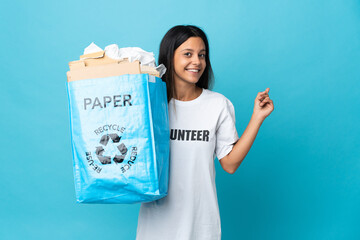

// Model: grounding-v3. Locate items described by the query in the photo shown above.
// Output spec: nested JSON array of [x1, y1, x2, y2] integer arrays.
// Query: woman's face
[[173, 37, 206, 86]]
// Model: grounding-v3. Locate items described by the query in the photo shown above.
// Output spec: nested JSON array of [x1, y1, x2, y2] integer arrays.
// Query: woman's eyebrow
[[181, 48, 206, 52]]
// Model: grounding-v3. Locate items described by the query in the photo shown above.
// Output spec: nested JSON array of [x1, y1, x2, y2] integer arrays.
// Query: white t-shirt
[[136, 88, 239, 240]]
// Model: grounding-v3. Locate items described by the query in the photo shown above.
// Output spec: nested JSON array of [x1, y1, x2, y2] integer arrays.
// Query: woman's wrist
[[251, 112, 265, 125]]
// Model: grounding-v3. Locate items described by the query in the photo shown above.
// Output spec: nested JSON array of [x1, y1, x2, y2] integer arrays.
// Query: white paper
[[84, 42, 103, 55], [104, 44, 156, 67]]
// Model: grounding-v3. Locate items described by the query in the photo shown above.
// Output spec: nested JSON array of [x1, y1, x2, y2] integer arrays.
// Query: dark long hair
[[158, 25, 214, 103]]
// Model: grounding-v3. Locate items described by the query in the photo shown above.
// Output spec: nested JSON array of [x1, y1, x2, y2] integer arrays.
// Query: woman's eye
[[183, 52, 206, 58]]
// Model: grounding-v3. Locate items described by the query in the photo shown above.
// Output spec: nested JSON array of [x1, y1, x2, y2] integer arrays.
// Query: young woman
[[136, 25, 274, 240]]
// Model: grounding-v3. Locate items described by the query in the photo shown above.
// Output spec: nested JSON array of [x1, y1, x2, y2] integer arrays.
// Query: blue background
[[1, 0, 359, 239]]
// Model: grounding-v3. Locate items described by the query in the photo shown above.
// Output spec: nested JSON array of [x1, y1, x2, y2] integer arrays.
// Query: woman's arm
[[219, 88, 274, 174], [219, 114, 263, 174]]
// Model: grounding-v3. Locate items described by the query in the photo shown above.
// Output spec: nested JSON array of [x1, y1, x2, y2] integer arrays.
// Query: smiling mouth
[[186, 69, 200, 73]]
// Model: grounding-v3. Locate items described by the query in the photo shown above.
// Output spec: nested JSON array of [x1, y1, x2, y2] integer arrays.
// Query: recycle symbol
[[95, 133, 128, 165]]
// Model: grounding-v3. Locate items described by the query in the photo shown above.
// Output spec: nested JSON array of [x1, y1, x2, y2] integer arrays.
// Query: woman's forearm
[[221, 114, 264, 174]]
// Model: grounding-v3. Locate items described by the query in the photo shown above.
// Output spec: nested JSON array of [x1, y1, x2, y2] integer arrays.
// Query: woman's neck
[[174, 83, 202, 101]]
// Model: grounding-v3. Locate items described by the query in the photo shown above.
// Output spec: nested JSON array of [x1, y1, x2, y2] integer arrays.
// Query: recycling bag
[[66, 73, 170, 203]]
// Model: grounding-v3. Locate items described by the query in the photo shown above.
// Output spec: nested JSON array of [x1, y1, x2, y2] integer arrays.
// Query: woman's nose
[[191, 55, 201, 65]]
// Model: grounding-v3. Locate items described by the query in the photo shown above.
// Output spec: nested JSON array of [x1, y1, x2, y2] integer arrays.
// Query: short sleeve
[[215, 98, 239, 160]]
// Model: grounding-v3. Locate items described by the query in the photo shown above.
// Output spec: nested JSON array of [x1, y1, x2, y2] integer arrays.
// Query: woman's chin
[[185, 76, 201, 84], [175, 75, 201, 85]]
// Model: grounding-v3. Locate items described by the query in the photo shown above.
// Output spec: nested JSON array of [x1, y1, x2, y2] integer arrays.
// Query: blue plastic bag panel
[[66, 74, 169, 203]]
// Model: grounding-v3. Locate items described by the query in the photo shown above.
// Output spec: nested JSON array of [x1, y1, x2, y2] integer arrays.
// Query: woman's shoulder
[[203, 88, 233, 105], [202, 88, 236, 120]]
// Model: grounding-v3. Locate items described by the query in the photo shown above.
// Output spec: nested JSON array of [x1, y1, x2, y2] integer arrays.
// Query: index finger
[[259, 88, 270, 95]]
